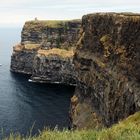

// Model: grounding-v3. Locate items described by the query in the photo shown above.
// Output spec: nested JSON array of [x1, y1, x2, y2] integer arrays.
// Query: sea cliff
[[70, 13, 140, 129], [11, 20, 81, 85], [10, 13, 140, 129]]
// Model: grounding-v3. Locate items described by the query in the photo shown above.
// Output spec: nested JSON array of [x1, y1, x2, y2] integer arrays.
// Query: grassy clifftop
[[37, 48, 74, 58], [24, 19, 81, 29], [4, 112, 140, 140]]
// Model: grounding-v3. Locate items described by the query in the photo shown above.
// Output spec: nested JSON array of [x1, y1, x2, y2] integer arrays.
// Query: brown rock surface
[[70, 13, 140, 129]]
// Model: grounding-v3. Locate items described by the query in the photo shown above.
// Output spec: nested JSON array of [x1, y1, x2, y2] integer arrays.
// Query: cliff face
[[31, 48, 76, 85], [21, 20, 81, 50], [11, 20, 81, 85], [11, 44, 39, 74], [11, 13, 140, 129], [70, 13, 140, 129]]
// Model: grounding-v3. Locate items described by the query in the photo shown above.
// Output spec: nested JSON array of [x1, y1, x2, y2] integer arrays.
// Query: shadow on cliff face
[[10, 72, 76, 89]]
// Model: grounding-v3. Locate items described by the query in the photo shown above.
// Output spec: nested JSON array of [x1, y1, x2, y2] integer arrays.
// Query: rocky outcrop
[[70, 13, 140, 129], [11, 20, 81, 85], [11, 44, 39, 74], [21, 20, 81, 50], [31, 48, 76, 85]]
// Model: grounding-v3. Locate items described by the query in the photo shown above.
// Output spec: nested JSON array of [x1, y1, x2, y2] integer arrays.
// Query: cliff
[[21, 20, 81, 49], [11, 20, 81, 85], [70, 13, 140, 129], [10, 13, 140, 130], [31, 48, 76, 85], [11, 44, 39, 74]]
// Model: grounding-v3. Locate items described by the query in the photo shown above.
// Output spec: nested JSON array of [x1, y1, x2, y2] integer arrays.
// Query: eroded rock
[[70, 13, 140, 129], [31, 48, 76, 85], [10, 20, 81, 85]]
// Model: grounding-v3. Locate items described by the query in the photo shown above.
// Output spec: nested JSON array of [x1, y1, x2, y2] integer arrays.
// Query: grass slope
[[4, 112, 140, 140], [37, 48, 74, 58]]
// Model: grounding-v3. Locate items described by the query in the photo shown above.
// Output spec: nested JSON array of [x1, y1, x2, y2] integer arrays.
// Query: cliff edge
[[70, 13, 140, 129]]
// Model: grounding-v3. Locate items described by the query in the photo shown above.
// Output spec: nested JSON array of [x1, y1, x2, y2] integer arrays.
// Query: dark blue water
[[0, 28, 74, 138]]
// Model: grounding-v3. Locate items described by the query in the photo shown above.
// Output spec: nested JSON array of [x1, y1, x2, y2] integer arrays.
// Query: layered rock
[[31, 48, 76, 85], [11, 44, 39, 74], [11, 20, 81, 85], [11, 13, 140, 129], [70, 13, 140, 129], [21, 20, 81, 49]]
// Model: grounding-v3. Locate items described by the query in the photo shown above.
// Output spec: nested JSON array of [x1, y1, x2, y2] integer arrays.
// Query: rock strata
[[11, 44, 39, 74], [21, 20, 81, 50], [70, 13, 140, 129], [11, 20, 81, 85], [31, 48, 76, 85]]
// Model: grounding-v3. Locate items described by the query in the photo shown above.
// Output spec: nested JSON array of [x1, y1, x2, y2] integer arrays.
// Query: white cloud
[[0, 0, 140, 27]]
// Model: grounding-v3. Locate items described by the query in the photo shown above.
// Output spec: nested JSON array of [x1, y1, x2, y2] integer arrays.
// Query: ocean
[[0, 28, 74, 138]]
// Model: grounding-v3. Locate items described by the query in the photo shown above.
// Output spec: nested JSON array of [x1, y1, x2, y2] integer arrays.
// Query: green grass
[[24, 44, 40, 50], [37, 48, 74, 58], [25, 19, 80, 29], [3, 112, 140, 140]]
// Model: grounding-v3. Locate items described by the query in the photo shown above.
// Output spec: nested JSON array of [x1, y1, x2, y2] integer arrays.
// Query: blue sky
[[0, 0, 140, 27]]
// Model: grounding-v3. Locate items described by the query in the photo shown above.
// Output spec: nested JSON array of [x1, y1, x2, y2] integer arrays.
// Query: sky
[[0, 0, 140, 27]]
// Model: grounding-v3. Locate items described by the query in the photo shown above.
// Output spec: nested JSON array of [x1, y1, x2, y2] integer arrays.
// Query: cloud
[[0, 0, 140, 27]]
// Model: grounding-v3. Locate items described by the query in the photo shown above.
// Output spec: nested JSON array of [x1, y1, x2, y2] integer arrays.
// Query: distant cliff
[[70, 13, 140, 129], [11, 20, 81, 85]]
